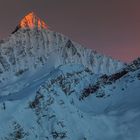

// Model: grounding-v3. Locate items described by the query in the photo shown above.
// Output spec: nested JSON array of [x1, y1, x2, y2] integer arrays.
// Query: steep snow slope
[[0, 64, 97, 140], [0, 12, 124, 87], [78, 58, 140, 139], [0, 60, 140, 140]]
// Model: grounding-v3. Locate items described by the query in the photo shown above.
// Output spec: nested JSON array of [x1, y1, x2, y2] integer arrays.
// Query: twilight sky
[[0, 0, 140, 62]]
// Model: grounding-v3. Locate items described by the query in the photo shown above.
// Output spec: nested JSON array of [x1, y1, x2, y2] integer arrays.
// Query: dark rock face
[[12, 26, 20, 34]]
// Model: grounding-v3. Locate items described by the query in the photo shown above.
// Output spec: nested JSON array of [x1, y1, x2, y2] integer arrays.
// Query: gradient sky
[[0, 0, 140, 62]]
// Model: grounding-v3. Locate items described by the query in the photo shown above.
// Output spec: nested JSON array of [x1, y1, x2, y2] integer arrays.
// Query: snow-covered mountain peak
[[0, 28, 124, 87], [0, 13, 139, 140], [13, 12, 49, 32], [0, 12, 125, 88]]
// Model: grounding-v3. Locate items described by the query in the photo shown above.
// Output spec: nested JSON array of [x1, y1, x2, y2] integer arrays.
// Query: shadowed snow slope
[[0, 62, 140, 140]]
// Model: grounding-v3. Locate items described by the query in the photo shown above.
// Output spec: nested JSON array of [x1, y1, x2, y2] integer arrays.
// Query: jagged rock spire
[[19, 12, 49, 29]]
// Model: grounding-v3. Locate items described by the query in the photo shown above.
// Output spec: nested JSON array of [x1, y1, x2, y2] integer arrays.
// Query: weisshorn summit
[[0, 12, 140, 140]]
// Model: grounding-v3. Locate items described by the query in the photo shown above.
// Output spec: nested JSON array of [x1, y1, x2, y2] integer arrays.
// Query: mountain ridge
[[0, 12, 124, 88]]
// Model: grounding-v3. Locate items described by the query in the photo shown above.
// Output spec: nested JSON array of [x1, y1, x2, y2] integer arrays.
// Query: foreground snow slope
[[0, 59, 140, 140]]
